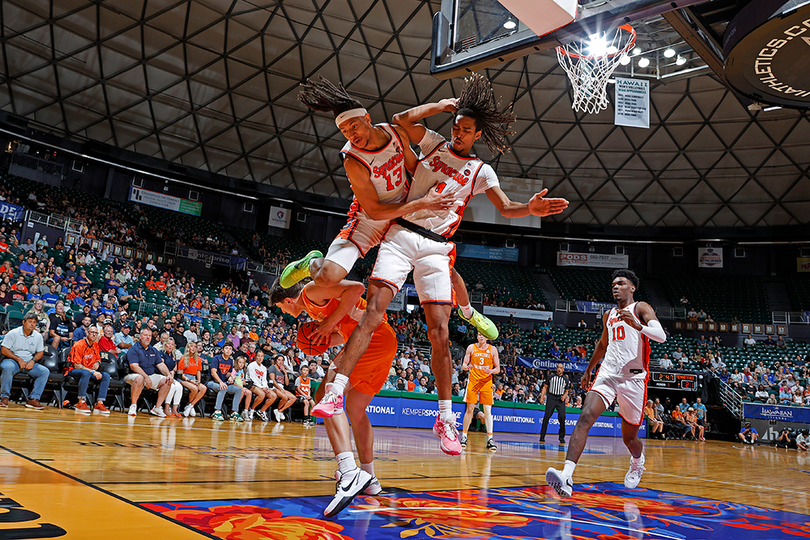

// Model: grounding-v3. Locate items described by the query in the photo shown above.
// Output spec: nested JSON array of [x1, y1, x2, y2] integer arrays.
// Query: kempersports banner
[[517, 356, 590, 373], [483, 306, 553, 321], [359, 391, 643, 437], [743, 403, 810, 424], [129, 186, 202, 216], [557, 251, 628, 269]]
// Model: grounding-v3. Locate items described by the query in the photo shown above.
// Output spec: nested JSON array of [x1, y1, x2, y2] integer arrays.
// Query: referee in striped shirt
[[539, 363, 571, 444]]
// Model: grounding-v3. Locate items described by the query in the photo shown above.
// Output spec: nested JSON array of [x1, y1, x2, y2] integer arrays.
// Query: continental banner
[[557, 251, 628, 269]]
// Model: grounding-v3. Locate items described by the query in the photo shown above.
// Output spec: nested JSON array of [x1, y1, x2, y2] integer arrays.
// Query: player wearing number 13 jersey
[[546, 269, 666, 499]]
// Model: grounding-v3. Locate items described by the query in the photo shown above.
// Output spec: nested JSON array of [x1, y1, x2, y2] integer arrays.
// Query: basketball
[[296, 321, 329, 356]]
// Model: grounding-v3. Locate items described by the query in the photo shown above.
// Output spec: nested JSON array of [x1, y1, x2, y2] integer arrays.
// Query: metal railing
[[718, 379, 743, 419], [27, 210, 85, 234], [773, 311, 810, 325]]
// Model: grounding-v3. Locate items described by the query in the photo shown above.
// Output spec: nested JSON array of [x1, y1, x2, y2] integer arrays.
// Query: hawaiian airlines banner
[[744, 403, 810, 424], [557, 251, 628, 269], [698, 247, 723, 268], [483, 306, 552, 321]]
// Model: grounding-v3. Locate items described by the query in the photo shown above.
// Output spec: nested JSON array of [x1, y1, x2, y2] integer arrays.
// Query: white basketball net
[[556, 25, 637, 114]]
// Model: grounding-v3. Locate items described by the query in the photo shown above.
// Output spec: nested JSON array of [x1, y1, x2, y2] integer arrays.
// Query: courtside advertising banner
[[557, 251, 628, 269], [359, 393, 643, 437], [744, 403, 810, 424], [517, 356, 590, 373], [128, 186, 202, 216], [698, 247, 723, 268], [268, 206, 291, 229], [614, 77, 650, 129]]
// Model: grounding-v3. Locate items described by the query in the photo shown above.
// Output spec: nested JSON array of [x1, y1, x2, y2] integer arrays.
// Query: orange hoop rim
[[556, 24, 636, 60]]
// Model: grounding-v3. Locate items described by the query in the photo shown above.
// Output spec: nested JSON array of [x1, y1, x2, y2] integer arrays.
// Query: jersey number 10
[[611, 326, 626, 341]]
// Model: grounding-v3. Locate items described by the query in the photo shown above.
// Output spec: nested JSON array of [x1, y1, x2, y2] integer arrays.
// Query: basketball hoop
[[556, 24, 637, 114]]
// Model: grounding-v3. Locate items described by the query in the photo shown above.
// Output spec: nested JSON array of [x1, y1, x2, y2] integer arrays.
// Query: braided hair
[[298, 75, 364, 117], [456, 73, 516, 155]]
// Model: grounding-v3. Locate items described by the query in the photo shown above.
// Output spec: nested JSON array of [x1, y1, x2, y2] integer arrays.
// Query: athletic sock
[[460, 304, 474, 319], [331, 374, 349, 396], [336, 452, 355, 475], [360, 462, 374, 477], [487, 434, 493, 440], [563, 460, 576, 478], [438, 400, 454, 423]]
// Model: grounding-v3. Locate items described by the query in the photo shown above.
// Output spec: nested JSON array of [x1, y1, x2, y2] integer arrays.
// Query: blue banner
[[743, 403, 810, 424], [517, 356, 590, 373], [456, 243, 519, 263], [0, 201, 25, 221], [176, 245, 246, 269], [575, 301, 617, 314], [401, 283, 419, 298], [358, 393, 642, 437]]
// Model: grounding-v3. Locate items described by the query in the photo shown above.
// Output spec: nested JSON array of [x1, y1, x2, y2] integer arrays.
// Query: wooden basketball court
[[1, 408, 808, 539]]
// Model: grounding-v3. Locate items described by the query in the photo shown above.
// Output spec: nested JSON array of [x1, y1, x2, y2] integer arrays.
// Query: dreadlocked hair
[[298, 75, 364, 117], [456, 73, 516, 155]]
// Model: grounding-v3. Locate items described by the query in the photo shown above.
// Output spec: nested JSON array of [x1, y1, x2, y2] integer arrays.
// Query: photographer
[[739, 422, 758, 445], [776, 427, 793, 449], [797, 429, 808, 451]]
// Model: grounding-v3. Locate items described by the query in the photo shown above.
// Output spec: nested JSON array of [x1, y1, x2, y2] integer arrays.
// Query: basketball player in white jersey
[[546, 269, 666, 497], [313, 74, 568, 456], [282, 76, 499, 342], [461, 332, 500, 450]]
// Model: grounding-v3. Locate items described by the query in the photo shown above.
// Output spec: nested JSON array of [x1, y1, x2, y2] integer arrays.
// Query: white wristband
[[641, 319, 666, 343]]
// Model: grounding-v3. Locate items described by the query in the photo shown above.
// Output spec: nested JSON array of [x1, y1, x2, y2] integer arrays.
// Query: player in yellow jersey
[[461, 332, 500, 450], [269, 277, 397, 518]]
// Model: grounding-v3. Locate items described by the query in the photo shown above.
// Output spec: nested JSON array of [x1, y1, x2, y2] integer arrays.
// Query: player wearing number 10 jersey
[[546, 269, 667, 498]]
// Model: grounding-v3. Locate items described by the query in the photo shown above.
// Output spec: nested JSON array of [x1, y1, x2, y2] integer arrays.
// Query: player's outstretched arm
[[391, 99, 458, 146], [485, 186, 569, 219], [345, 157, 453, 220]]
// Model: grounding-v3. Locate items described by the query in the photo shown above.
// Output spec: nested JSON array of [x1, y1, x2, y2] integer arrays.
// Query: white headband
[[335, 108, 367, 127]]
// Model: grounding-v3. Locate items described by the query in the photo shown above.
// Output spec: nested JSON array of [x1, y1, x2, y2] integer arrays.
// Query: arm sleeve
[[473, 164, 500, 196], [641, 320, 667, 343], [416, 128, 446, 156]]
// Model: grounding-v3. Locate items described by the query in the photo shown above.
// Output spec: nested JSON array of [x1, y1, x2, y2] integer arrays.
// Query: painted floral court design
[[143, 482, 810, 540]]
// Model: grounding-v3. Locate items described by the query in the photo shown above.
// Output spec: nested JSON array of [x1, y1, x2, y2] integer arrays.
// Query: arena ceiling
[[1, 0, 809, 229]]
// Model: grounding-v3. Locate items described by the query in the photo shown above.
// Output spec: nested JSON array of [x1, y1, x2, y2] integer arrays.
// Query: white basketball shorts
[[325, 216, 389, 272], [589, 373, 647, 426]]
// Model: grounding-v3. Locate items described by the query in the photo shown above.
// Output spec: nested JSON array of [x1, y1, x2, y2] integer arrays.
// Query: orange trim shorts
[[349, 321, 398, 396], [465, 376, 494, 406]]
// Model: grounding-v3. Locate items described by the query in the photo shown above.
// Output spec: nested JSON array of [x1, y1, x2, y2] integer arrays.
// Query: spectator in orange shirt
[[67, 326, 111, 415], [177, 341, 206, 417], [0, 260, 13, 277]]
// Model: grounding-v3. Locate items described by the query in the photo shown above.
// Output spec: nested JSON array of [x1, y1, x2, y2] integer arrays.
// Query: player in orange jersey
[[461, 332, 500, 451], [269, 277, 397, 518]]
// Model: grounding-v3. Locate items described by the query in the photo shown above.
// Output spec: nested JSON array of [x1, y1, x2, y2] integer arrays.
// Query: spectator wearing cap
[[113, 324, 134, 358], [67, 325, 110, 415], [124, 327, 172, 417], [183, 322, 199, 344], [11, 277, 28, 302], [0, 311, 48, 409], [172, 322, 188, 350], [684, 407, 704, 441]]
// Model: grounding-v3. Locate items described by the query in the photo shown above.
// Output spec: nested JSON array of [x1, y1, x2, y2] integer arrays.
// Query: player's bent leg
[[310, 259, 349, 288], [621, 421, 646, 489], [546, 391, 607, 498]]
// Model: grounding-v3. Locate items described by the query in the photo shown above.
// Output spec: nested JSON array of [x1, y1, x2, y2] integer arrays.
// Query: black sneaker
[[324, 468, 373, 518], [486, 439, 497, 451]]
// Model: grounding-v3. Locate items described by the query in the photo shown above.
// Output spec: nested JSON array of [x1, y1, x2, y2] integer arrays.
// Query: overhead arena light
[[587, 34, 608, 57], [503, 19, 517, 29], [638, 57, 650, 68], [619, 54, 631, 66], [632, 46, 642, 56], [676, 55, 686, 66], [664, 48, 676, 58]]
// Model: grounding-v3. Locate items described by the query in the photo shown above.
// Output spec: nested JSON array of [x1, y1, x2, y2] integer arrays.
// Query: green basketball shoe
[[279, 250, 322, 288], [458, 307, 499, 340]]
